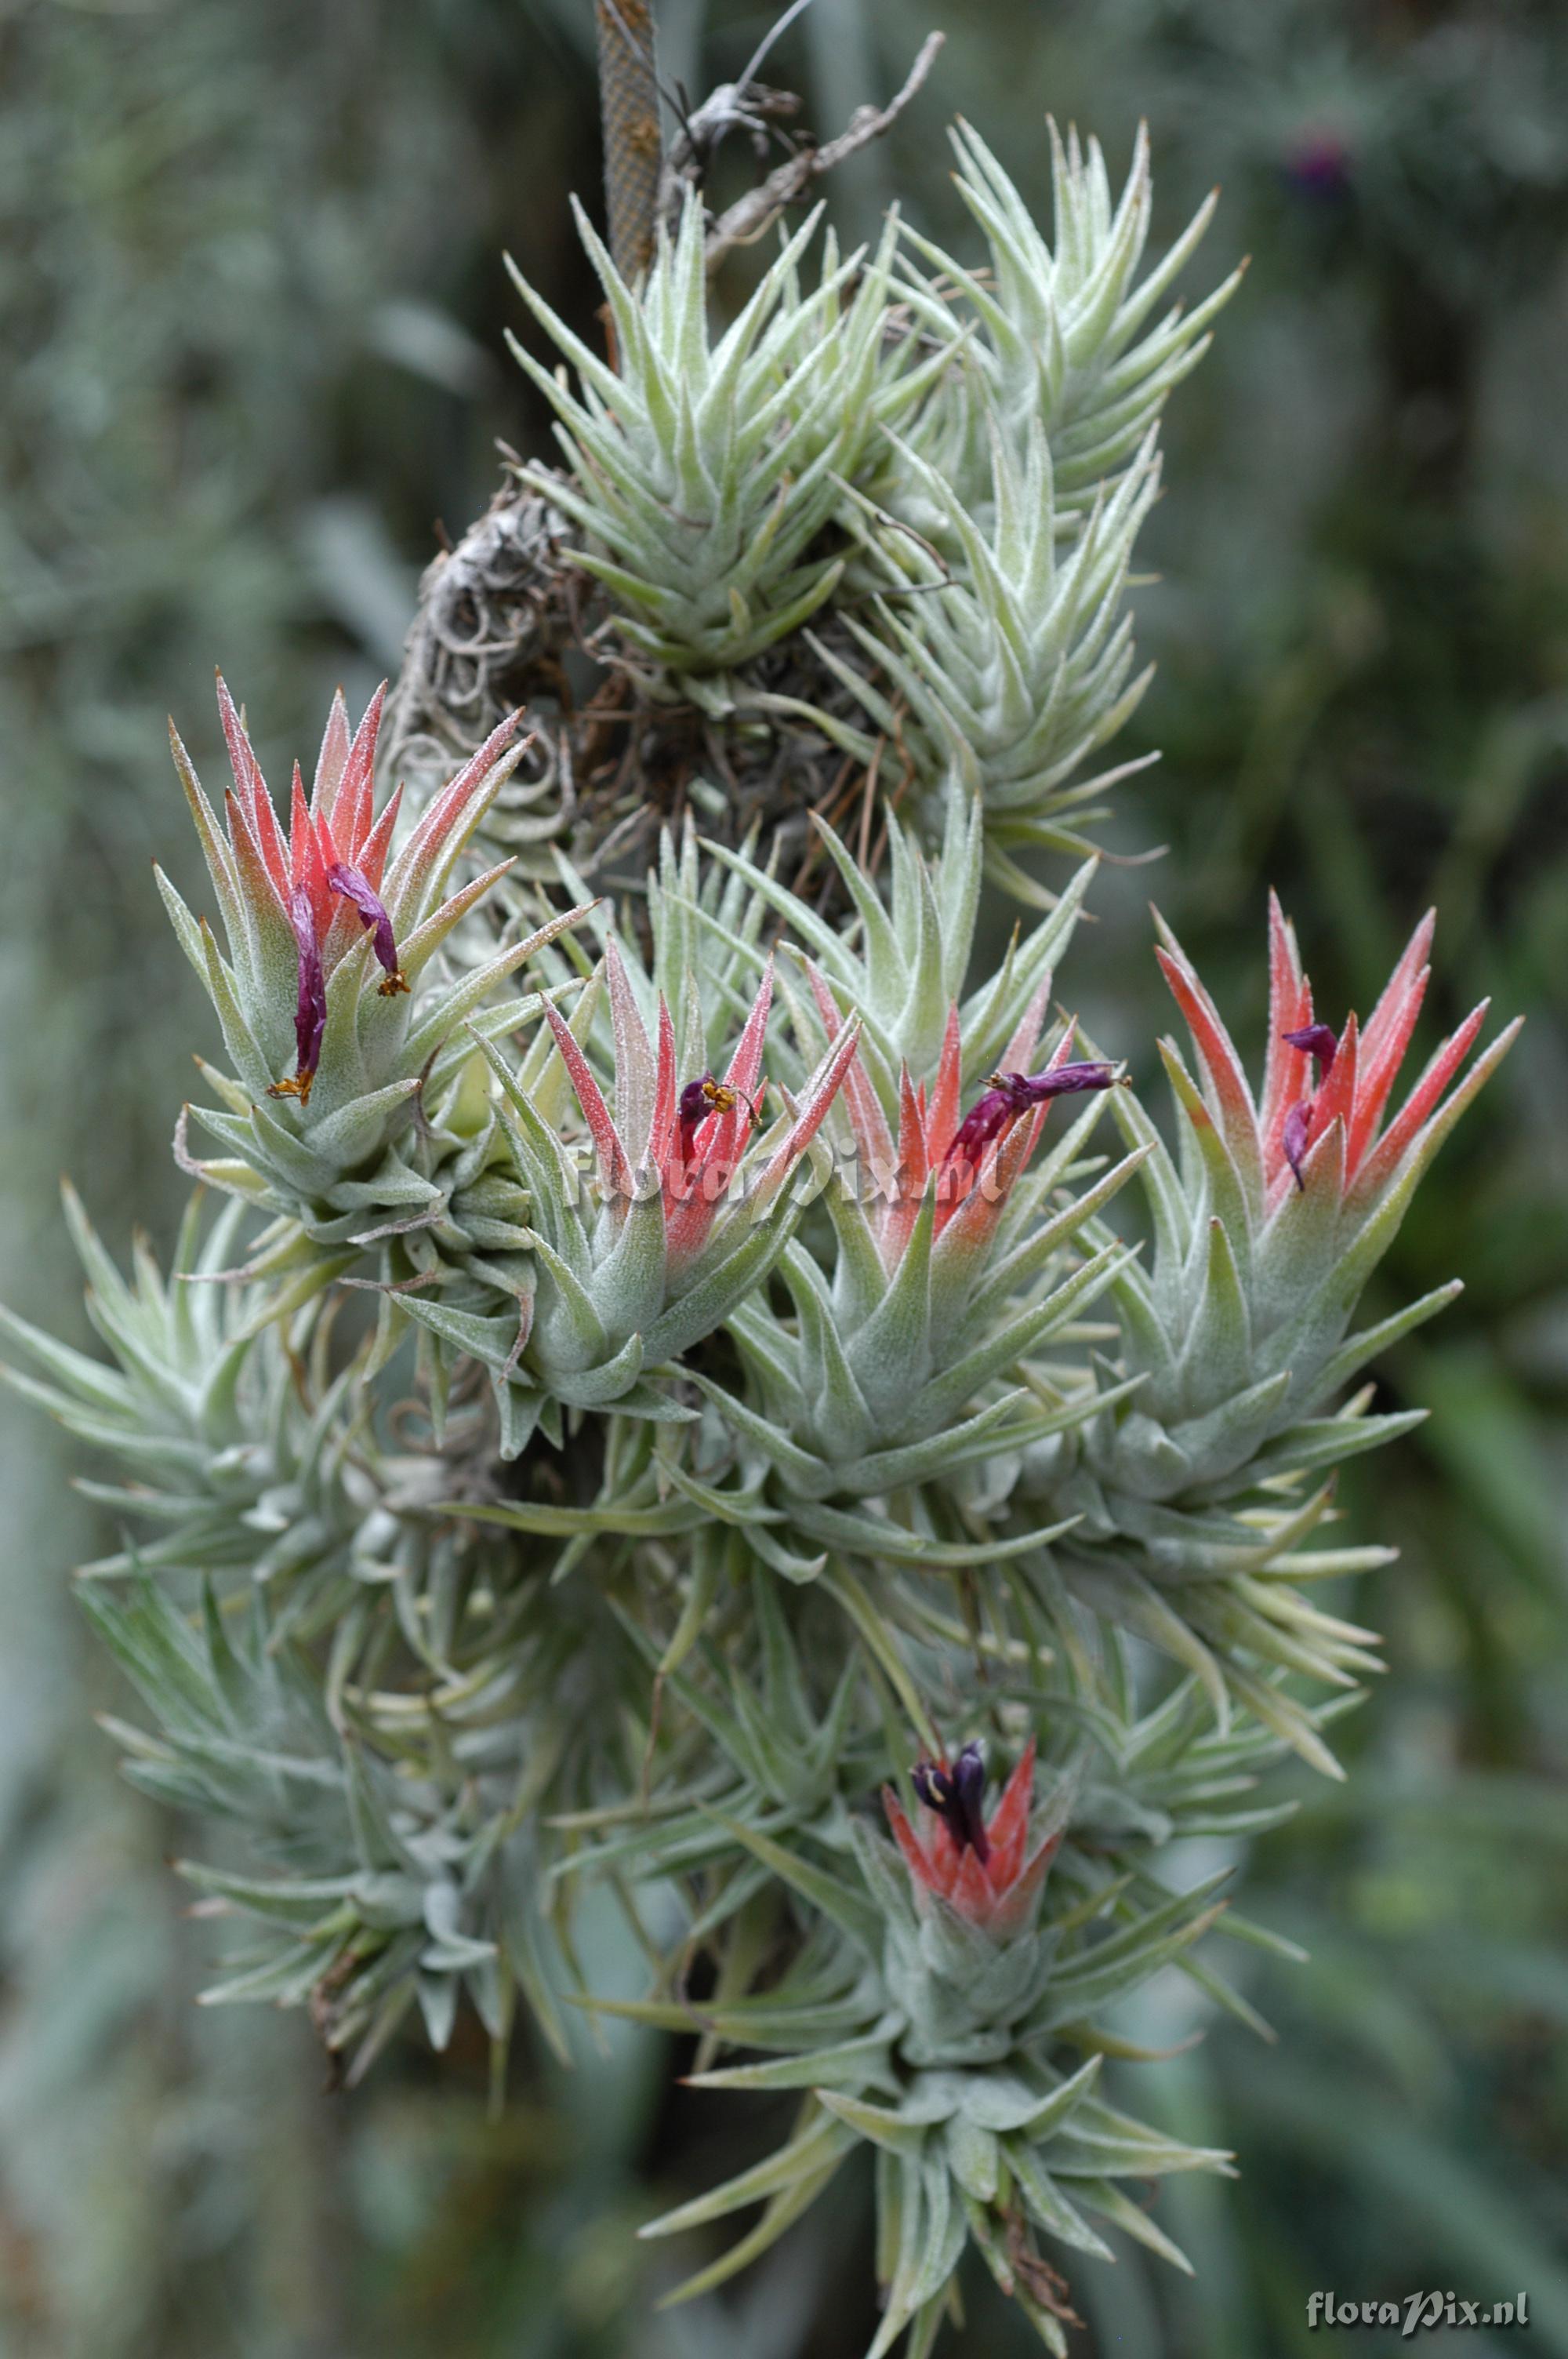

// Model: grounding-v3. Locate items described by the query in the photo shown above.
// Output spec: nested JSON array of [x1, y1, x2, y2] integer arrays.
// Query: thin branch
[[735, 0, 819, 95], [703, 31, 946, 271]]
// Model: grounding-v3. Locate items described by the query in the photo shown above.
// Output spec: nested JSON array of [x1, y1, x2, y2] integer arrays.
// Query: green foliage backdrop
[[1, 2, 1563, 2353]]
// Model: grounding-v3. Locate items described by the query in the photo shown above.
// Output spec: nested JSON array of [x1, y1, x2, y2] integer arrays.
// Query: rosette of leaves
[[395, 951, 859, 1453], [80, 1569, 588, 2077], [1050, 899, 1520, 1764], [0, 1187, 364, 1612], [901, 1649, 1338, 2040], [552, 1560, 874, 1943], [617, 1743, 1232, 2352], [506, 192, 930, 697], [706, 788, 1099, 1093], [542, 813, 789, 1097], [688, 1001, 1142, 1558], [162, 680, 593, 1282], [52, 1297, 669, 2077], [896, 118, 1241, 509], [826, 422, 1163, 891]]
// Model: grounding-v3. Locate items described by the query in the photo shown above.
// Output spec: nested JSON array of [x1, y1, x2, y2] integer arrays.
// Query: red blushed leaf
[[723, 963, 774, 1107], [950, 1846, 993, 1922], [883, 1789, 940, 1895], [1352, 1000, 1491, 1201], [662, 1163, 728, 1271], [927, 1006, 964, 1167], [310, 687, 353, 824], [286, 764, 334, 938], [223, 787, 288, 922], [650, 1001, 677, 1173], [355, 783, 401, 895], [1361, 909, 1436, 1070], [987, 1833, 1061, 1940], [216, 674, 290, 897], [1341, 908, 1438, 1172], [542, 999, 630, 1192], [1156, 943, 1260, 1165], [1350, 965, 1431, 1169], [873, 1067, 930, 1269], [804, 961, 844, 1041], [696, 1118, 745, 1202], [810, 966, 892, 1172], [1309, 1010, 1360, 1158], [983, 1740, 1037, 1890], [896, 1066, 931, 1178], [331, 682, 385, 861], [1259, 889, 1312, 1151], [751, 1018, 862, 1205], [997, 973, 1053, 1077], [924, 1802, 966, 1891]]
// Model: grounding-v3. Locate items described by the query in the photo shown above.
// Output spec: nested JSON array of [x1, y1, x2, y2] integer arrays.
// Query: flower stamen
[[676, 1073, 764, 1167]]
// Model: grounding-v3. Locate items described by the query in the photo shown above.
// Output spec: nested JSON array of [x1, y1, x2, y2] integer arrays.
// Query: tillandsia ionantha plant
[[0, 24, 1523, 2354]]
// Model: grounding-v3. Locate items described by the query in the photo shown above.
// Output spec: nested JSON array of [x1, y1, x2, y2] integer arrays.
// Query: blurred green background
[[2, 1, 1565, 2353]]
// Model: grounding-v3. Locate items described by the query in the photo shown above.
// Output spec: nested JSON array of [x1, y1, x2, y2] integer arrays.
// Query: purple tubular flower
[[944, 1059, 1119, 1167], [327, 862, 408, 997], [1283, 1100, 1312, 1191], [267, 885, 327, 1107], [911, 1740, 991, 1863], [944, 1085, 1015, 1168], [1283, 1022, 1338, 1076], [1281, 1026, 1337, 1190], [676, 1073, 747, 1166], [677, 1076, 714, 1161]]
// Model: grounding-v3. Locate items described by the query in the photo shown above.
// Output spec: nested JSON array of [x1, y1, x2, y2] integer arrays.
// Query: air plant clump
[[0, 69, 1520, 2359], [430, 85, 1242, 891]]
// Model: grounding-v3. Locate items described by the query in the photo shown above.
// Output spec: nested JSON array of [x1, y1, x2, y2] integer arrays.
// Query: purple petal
[[267, 884, 325, 1103], [675, 1075, 713, 1169], [328, 861, 407, 994], [676, 1072, 750, 1167], [912, 1746, 991, 1862], [1283, 1100, 1312, 1191], [950, 1740, 991, 1865], [943, 1087, 1014, 1168], [1283, 1022, 1338, 1076], [1014, 1059, 1120, 1103], [945, 1062, 1117, 1169]]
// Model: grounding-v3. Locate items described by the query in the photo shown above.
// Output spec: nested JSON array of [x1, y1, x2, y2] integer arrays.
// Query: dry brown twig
[[701, 31, 946, 270]]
